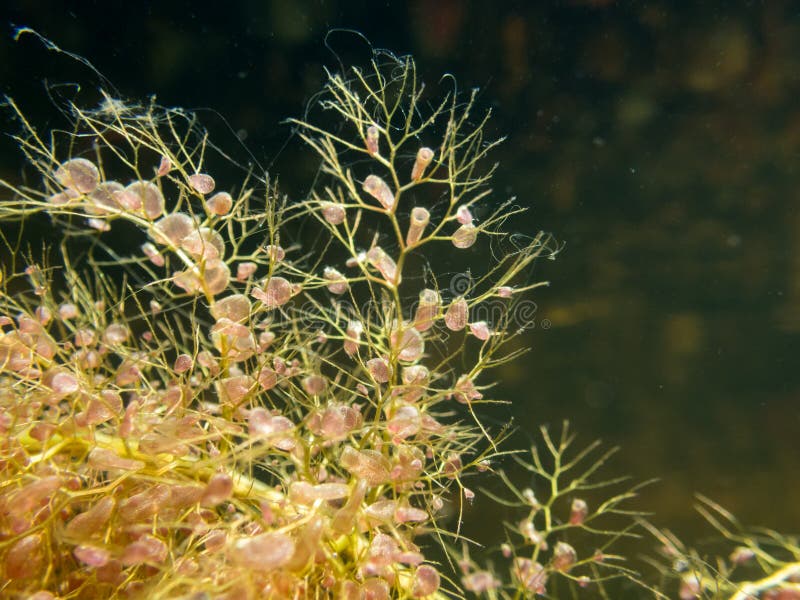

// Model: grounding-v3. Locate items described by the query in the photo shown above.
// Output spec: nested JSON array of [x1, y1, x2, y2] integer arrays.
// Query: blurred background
[[2, 0, 798, 563]]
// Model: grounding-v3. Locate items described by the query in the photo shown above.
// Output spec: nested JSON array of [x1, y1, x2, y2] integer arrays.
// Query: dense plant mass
[[0, 51, 797, 599]]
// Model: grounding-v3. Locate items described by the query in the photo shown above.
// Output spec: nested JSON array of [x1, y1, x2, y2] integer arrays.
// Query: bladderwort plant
[[3, 46, 792, 599], [0, 47, 627, 598]]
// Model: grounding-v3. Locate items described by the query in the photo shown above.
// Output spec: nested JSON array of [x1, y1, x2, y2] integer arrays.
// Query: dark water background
[[2, 0, 799, 574]]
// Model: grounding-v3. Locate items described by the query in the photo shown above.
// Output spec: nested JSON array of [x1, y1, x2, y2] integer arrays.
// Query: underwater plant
[[0, 48, 585, 598], [1, 43, 794, 599]]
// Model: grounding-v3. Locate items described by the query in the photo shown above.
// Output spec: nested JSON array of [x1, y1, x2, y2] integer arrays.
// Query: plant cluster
[[1, 48, 793, 600], [0, 52, 566, 598]]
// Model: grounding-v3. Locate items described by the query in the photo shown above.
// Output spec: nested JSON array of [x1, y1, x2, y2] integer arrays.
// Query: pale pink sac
[[172, 269, 203, 294], [366, 357, 392, 383], [218, 374, 254, 405], [309, 404, 362, 441], [497, 285, 514, 298], [87, 217, 110, 231], [365, 500, 398, 524], [103, 323, 130, 345], [88, 448, 145, 472], [302, 374, 328, 395], [456, 205, 473, 225], [114, 187, 142, 211], [206, 191, 233, 215], [125, 181, 165, 219], [248, 409, 296, 450], [462, 571, 501, 593], [156, 155, 172, 176], [5, 534, 44, 579], [236, 261, 258, 281], [65, 497, 115, 538], [443, 453, 463, 478], [202, 473, 234, 506], [469, 320, 491, 341], [552, 541, 577, 572], [519, 519, 546, 548], [289, 481, 350, 505], [332, 479, 368, 534], [444, 297, 468, 331], [202, 259, 231, 295], [55, 158, 99, 194], [251, 276, 293, 308], [180, 227, 225, 260], [87, 181, 124, 214], [10, 476, 62, 517], [45, 368, 80, 398], [321, 201, 346, 225], [119, 486, 170, 523], [394, 503, 427, 524], [366, 246, 399, 285], [402, 365, 430, 386], [323, 267, 348, 294], [154, 212, 195, 246], [406, 206, 430, 246], [257, 366, 278, 390], [229, 532, 295, 571], [454, 374, 483, 404], [412, 565, 440, 597], [188, 173, 216, 194], [344, 320, 363, 357], [74, 544, 111, 568], [211, 318, 254, 361], [411, 147, 435, 182], [75, 348, 101, 371], [365, 124, 380, 156], [366, 532, 399, 563], [340, 446, 391, 485], [464, 487, 475, 503], [172, 354, 194, 375], [514, 558, 548, 595], [387, 405, 420, 440], [119, 401, 139, 438], [203, 530, 227, 552], [569, 498, 589, 525], [121, 535, 168, 566], [138, 432, 186, 456], [141, 242, 165, 267], [414, 288, 440, 332], [58, 302, 79, 320], [452, 223, 478, 249], [401, 364, 430, 402], [362, 174, 395, 211], [74, 327, 96, 347], [264, 244, 286, 263], [85, 390, 123, 425], [390, 324, 424, 363], [390, 445, 424, 482], [211, 293, 251, 322]]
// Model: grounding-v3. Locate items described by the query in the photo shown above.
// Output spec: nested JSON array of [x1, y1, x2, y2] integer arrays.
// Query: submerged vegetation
[[0, 46, 797, 598]]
